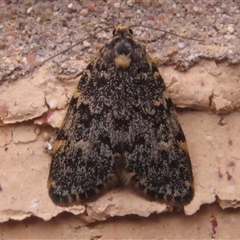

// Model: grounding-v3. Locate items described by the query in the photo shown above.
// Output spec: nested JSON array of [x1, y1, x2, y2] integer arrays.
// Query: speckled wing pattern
[[48, 25, 194, 207]]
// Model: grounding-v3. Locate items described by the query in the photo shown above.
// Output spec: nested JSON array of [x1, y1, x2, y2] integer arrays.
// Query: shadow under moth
[[47, 24, 194, 208]]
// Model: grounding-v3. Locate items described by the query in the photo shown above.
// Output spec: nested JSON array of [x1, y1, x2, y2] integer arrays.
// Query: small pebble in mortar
[[49, 99, 58, 109]]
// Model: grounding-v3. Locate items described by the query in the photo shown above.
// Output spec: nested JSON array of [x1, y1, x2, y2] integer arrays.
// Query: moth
[[48, 24, 194, 207]]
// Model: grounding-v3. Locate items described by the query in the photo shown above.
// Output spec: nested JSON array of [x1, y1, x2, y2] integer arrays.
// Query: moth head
[[108, 25, 135, 69], [112, 24, 134, 39]]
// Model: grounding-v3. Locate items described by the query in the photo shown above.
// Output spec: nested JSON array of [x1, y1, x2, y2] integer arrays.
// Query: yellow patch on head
[[114, 24, 131, 33], [115, 55, 131, 69]]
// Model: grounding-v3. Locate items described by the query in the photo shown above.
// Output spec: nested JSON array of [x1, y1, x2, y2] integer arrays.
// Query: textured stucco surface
[[0, 204, 240, 239], [1, 0, 240, 238], [0, 61, 240, 227]]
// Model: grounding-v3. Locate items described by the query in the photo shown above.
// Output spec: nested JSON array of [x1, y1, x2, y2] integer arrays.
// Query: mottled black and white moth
[[48, 24, 194, 207]]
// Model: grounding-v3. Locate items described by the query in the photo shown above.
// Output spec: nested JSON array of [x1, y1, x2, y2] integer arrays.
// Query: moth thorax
[[115, 54, 131, 69]]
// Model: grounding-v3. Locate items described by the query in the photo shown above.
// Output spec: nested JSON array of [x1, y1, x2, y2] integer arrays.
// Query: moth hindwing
[[48, 24, 194, 207]]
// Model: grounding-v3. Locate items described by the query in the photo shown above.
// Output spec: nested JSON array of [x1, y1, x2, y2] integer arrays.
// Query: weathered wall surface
[[1, 0, 240, 238], [0, 60, 240, 238]]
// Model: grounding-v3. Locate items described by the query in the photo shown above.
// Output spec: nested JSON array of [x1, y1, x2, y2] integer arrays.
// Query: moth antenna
[[40, 27, 113, 66], [130, 24, 205, 42]]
